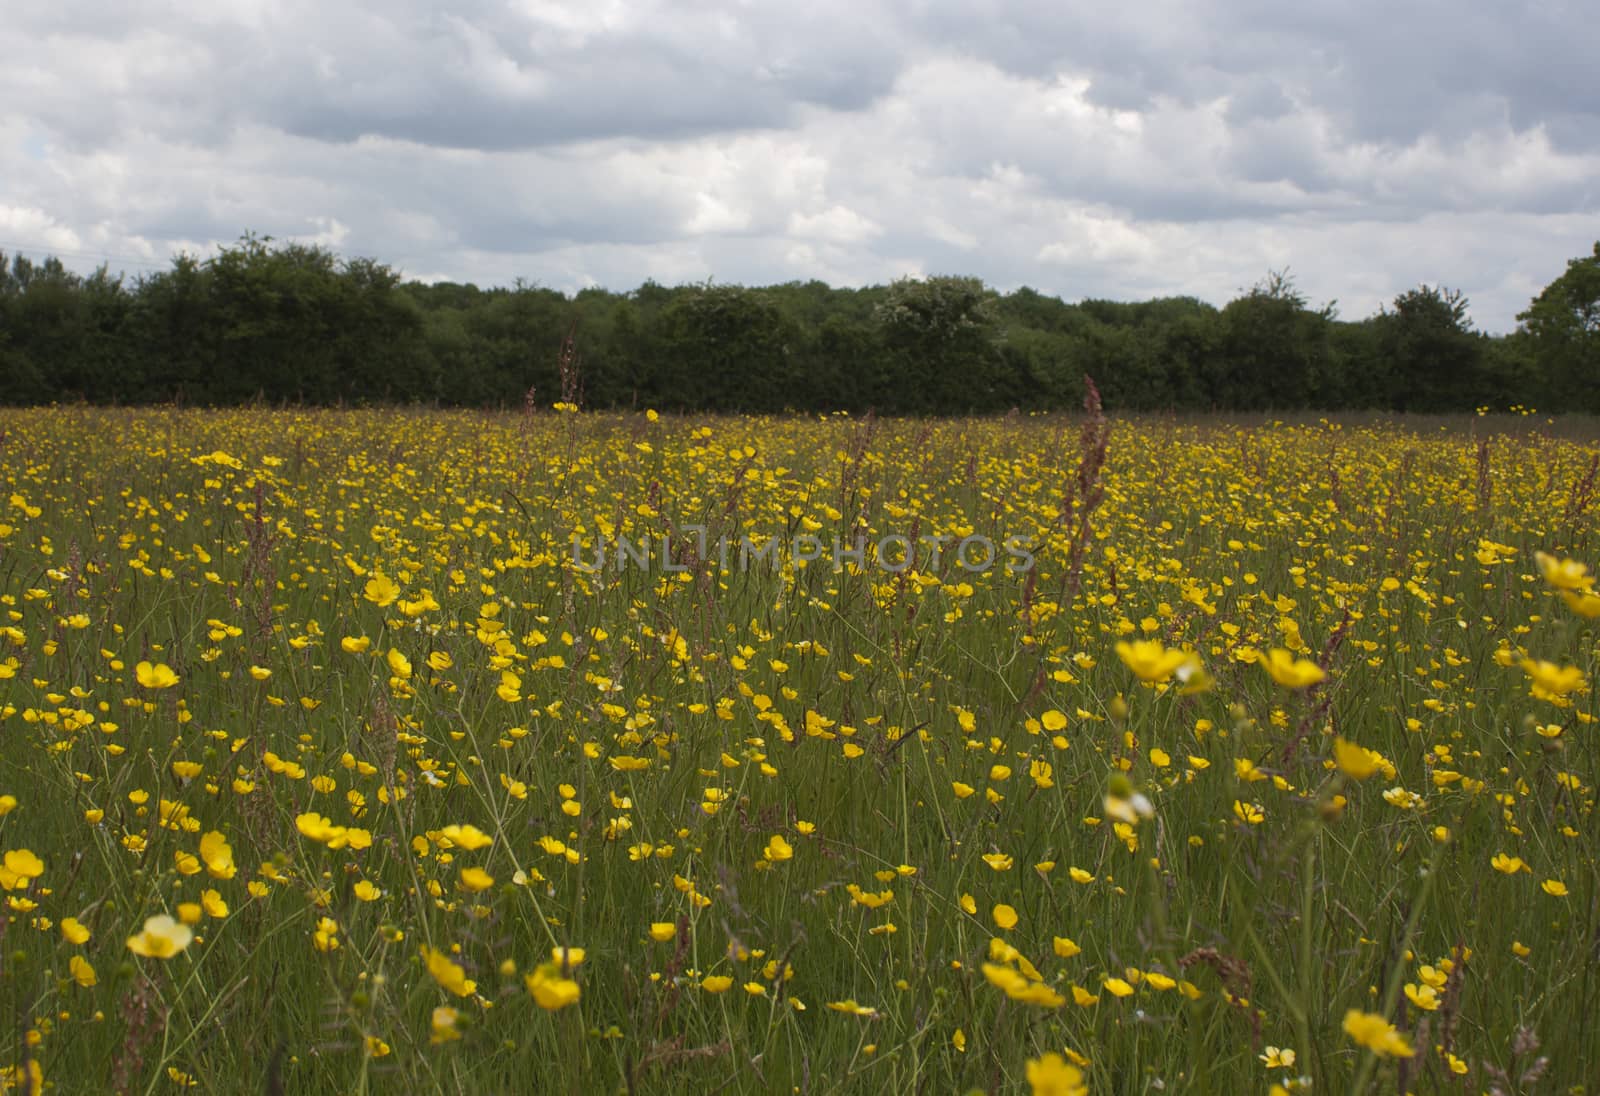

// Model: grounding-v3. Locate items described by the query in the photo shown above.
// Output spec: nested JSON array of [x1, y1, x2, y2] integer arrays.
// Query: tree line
[[2, 233, 1596, 413]]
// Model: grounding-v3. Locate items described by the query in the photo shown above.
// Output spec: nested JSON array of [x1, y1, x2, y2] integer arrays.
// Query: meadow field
[[1, 403, 1598, 1094]]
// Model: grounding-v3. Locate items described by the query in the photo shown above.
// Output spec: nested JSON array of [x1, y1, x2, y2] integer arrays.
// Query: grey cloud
[[14, 0, 902, 151], [1223, 78, 1297, 125], [901, 0, 1600, 153], [2, 0, 1598, 334]]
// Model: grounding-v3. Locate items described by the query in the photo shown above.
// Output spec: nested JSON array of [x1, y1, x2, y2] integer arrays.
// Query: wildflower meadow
[[1, 401, 1597, 1094]]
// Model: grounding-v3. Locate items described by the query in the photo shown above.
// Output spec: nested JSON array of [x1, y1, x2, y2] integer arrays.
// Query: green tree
[[6, 255, 89, 400], [1517, 241, 1600, 412], [1, 234, 1593, 414], [656, 284, 798, 411], [136, 254, 215, 401], [1374, 285, 1485, 411], [457, 280, 570, 406], [0, 251, 53, 402], [1215, 271, 1332, 409], [329, 256, 429, 402], [204, 234, 343, 402], [874, 276, 1003, 412]]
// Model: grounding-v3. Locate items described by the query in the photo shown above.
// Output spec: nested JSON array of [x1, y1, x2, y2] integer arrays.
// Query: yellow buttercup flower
[[1560, 588, 1600, 618], [1260, 649, 1326, 689], [199, 831, 237, 879], [1333, 737, 1380, 779], [1519, 659, 1585, 701], [1342, 1009, 1414, 1058], [458, 867, 494, 892], [826, 1000, 878, 1016], [363, 573, 401, 607], [135, 660, 179, 689], [201, 889, 229, 918], [386, 648, 412, 679], [1025, 1052, 1087, 1096], [295, 813, 371, 851], [1534, 551, 1594, 592], [430, 1006, 461, 1044], [436, 824, 493, 851], [1403, 982, 1440, 1011], [126, 915, 193, 959], [1114, 640, 1189, 683], [0, 848, 45, 889], [420, 946, 477, 997], [1259, 1046, 1296, 1068], [525, 962, 581, 1010]]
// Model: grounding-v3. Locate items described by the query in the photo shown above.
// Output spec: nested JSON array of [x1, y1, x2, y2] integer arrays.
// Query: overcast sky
[[3, 0, 1597, 331]]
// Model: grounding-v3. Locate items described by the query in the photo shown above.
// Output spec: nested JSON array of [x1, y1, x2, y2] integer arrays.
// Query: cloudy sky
[[3, 0, 1597, 330]]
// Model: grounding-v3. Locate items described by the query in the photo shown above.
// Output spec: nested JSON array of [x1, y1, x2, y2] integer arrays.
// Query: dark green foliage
[[0, 235, 1593, 413], [1371, 285, 1488, 412], [1517, 242, 1600, 412]]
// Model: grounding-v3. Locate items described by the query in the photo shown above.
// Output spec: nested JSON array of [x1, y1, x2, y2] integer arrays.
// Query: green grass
[[0, 405, 1596, 1094]]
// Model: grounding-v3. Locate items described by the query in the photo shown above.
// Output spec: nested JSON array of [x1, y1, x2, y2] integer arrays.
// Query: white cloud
[[788, 206, 882, 246], [0, 0, 1596, 329]]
